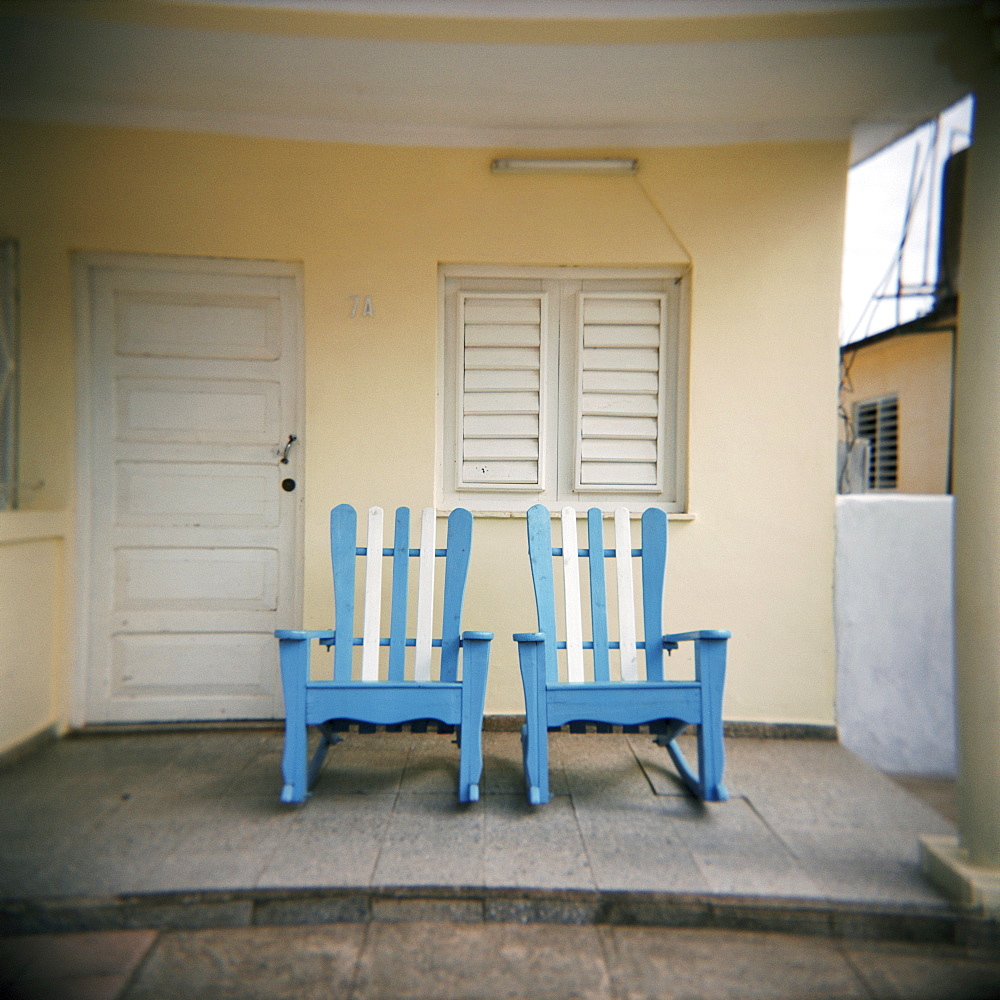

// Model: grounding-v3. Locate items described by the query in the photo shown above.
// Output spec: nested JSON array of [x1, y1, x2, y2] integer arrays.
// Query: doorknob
[[279, 434, 297, 464]]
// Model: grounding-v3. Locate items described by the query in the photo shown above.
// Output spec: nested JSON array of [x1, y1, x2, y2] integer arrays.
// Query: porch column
[[920, 54, 1000, 911]]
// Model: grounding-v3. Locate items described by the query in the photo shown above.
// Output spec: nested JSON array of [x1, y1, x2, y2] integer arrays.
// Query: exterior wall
[[841, 329, 954, 494], [835, 495, 957, 776], [0, 514, 68, 754], [0, 120, 846, 727]]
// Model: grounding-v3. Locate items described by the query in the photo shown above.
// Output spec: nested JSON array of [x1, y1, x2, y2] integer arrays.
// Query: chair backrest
[[526, 504, 669, 685], [329, 505, 473, 683]]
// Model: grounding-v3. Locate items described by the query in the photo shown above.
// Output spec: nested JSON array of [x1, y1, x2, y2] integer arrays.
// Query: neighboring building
[[839, 143, 966, 496], [839, 303, 956, 494]]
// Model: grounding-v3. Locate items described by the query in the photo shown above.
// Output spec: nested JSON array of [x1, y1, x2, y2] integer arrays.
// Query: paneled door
[[77, 255, 303, 722]]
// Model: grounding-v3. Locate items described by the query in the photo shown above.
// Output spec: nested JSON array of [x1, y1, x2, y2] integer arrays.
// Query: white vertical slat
[[414, 507, 436, 681], [614, 507, 638, 681], [361, 506, 384, 681], [561, 507, 585, 683]]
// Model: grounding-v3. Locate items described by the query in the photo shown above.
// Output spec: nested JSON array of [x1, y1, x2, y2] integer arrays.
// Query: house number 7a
[[349, 295, 374, 318]]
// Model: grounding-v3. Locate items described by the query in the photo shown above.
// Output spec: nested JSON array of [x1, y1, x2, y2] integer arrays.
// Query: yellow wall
[[0, 120, 846, 732], [841, 330, 954, 494], [0, 514, 68, 754]]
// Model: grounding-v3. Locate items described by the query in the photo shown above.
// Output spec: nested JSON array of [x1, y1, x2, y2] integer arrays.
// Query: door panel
[[81, 255, 302, 722], [110, 634, 276, 697], [116, 377, 281, 444], [114, 548, 279, 610], [115, 461, 279, 527], [113, 277, 282, 360]]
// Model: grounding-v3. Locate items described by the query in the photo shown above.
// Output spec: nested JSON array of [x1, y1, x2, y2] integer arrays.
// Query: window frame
[[438, 264, 689, 514]]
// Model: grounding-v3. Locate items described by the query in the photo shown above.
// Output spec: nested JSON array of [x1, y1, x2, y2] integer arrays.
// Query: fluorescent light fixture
[[491, 158, 638, 175]]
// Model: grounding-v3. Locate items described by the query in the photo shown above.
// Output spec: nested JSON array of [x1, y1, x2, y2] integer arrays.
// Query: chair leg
[[516, 639, 549, 805], [278, 637, 310, 804], [458, 635, 491, 803], [694, 637, 729, 802]]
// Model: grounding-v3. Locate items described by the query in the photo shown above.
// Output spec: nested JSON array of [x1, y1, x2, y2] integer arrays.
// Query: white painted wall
[[835, 494, 957, 776]]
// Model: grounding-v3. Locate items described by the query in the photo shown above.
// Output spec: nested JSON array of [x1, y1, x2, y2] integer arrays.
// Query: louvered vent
[[576, 294, 664, 490], [459, 293, 545, 488], [856, 395, 898, 490]]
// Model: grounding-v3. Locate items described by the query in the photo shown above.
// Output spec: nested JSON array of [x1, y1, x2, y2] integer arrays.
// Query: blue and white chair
[[514, 505, 730, 805], [276, 505, 493, 804]]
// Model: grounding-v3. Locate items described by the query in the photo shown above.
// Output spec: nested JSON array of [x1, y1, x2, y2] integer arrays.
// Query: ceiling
[[0, 0, 986, 163]]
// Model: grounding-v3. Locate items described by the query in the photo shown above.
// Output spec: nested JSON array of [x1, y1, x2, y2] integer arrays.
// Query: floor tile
[[845, 941, 1000, 1000], [725, 739, 956, 834], [480, 731, 570, 797], [604, 926, 869, 1000], [307, 738, 410, 797], [550, 733, 653, 801], [399, 734, 463, 794], [0, 929, 155, 1000], [256, 795, 396, 888], [772, 825, 949, 905], [121, 925, 366, 1000], [572, 799, 709, 892], [671, 799, 826, 898], [0, 791, 125, 850], [1, 929, 156, 981], [483, 794, 595, 889], [163, 796, 300, 854], [372, 794, 485, 887], [25, 844, 178, 898], [627, 732, 706, 797], [135, 848, 271, 893], [257, 795, 396, 889], [350, 921, 613, 1000], [887, 774, 959, 824]]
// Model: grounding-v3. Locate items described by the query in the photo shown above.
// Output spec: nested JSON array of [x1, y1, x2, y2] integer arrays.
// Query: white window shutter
[[575, 293, 665, 492], [458, 292, 546, 489]]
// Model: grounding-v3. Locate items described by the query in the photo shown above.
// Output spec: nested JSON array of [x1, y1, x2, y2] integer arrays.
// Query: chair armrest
[[663, 629, 732, 643], [461, 630, 494, 642], [274, 629, 335, 640], [513, 632, 545, 643]]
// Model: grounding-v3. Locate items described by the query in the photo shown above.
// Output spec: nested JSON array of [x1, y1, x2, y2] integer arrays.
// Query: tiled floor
[[3, 922, 1000, 999], [0, 729, 958, 906], [1, 728, 997, 998]]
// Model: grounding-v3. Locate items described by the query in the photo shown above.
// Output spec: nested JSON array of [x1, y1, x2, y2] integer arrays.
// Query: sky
[[839, 95, 974, 346]]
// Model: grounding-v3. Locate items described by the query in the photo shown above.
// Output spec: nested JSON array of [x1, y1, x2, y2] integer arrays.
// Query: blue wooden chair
[[514, 504, 730, 805], [275, 505, 493, 804]]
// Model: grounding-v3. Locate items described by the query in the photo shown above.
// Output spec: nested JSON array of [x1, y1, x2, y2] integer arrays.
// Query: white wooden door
[[78, 255, 303, 723]]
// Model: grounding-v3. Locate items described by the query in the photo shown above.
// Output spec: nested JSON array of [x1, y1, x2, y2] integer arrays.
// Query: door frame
[[71, 252, 306, 726]]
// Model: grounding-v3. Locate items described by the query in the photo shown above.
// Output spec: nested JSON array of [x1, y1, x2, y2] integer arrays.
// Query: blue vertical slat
[[641, 507, 667, 682], [587, 507, 610, 682], [526, 504, 560, 685], [388, 507, 410, 681], [439, 507, 473, 682], [330, 504, 358, 682]]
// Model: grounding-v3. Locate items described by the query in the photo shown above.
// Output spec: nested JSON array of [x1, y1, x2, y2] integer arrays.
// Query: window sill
[[437, 508, 695, 521]]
